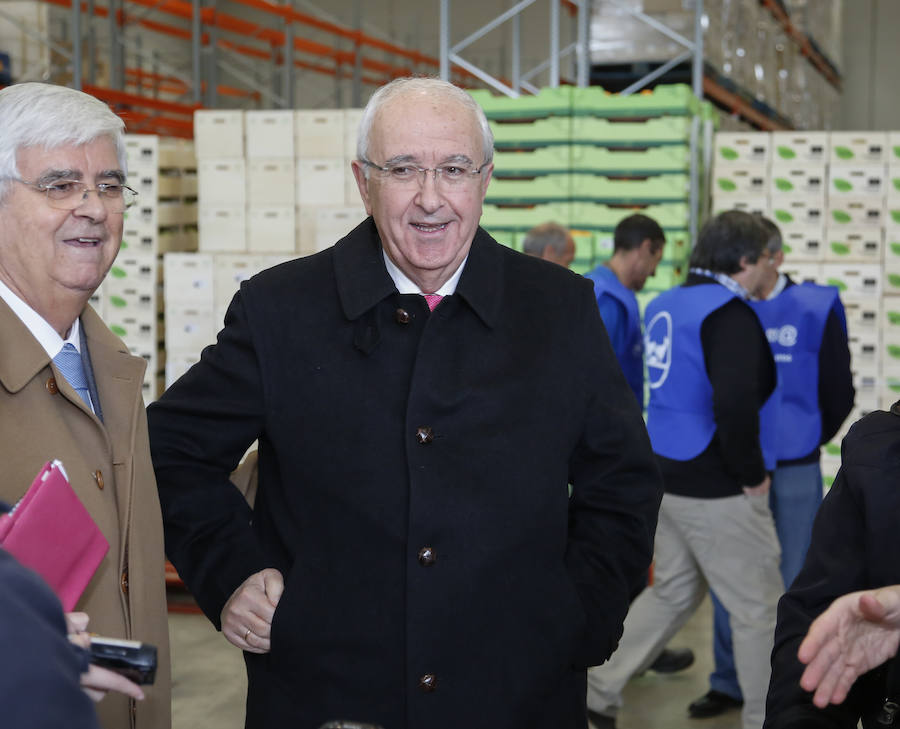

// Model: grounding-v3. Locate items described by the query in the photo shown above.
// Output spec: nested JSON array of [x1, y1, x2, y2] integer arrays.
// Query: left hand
[[743, 473, 772, 497], [80, 663, 145, 703], [798, 586, 900, 707]]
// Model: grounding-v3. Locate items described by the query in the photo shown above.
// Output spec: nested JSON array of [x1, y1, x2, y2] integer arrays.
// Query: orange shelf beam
[[702, 76, 791, 131], [759, 0, 841, 91]]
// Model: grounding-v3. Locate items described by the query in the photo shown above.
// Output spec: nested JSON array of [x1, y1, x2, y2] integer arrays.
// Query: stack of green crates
[[473, 84, 707, 285]]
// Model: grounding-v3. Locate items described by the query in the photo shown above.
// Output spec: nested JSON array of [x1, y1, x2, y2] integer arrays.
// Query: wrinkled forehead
[[17, 139, 124, 180]]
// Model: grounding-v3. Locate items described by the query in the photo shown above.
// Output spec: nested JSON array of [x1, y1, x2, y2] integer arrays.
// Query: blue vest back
[[586, 268, 644, 407], [645, 284, 779, 469], [750, 282, 845, 460]]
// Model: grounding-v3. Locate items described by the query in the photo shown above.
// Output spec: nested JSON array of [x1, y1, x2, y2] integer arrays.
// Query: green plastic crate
[[491, 117, 573, 148], [486, 173, 689, 205], [571, 84, 699, 118], [569, 116, 693, 147], [567, 202, 690, 232], [493, 144, 690, 177], [469, 86, 573, 120]]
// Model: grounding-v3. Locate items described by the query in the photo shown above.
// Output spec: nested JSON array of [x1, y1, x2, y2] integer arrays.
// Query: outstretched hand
[[798, 586, 900, 707]]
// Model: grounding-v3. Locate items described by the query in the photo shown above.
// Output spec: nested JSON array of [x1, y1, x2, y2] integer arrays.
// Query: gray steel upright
[[71, 0, 82, 89]]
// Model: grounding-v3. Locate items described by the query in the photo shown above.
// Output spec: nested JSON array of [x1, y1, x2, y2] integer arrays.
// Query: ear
[[774, 249, 784, 267], [350, 159, 373, 215], [738, 254, 751, 271]]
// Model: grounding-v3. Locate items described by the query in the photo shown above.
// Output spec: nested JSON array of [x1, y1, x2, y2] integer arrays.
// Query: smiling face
[[0, 137, 123, 334], [351, 91, 493, 293]]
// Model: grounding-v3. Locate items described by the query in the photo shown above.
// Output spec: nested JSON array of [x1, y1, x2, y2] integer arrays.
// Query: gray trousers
[[587, 492, 783, 729]]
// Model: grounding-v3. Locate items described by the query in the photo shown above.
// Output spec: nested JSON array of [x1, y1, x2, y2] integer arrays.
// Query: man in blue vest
[[692, 215, 856, 720], [585, 210, 783, 729], [521, 221, 576, 268], [585, 214, 666, 408], [584, 213, 694, 677]]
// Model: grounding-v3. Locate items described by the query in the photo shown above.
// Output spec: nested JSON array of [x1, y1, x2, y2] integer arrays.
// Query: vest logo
[[765, 324, 798, 347], [645, 310, 672, 389]]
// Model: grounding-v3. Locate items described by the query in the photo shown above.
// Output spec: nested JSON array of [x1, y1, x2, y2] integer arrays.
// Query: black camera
[[89, 637, 157, 685]]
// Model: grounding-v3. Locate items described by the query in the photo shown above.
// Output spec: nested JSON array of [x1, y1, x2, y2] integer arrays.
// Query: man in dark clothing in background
[[586, 210, 782, 729], [696, 215, 856, 719]]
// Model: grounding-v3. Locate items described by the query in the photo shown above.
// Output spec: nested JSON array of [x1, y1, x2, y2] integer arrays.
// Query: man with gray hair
[[148, 76, 662, 729], [522, 220, 576, 268], [0, 82, 170, 729]]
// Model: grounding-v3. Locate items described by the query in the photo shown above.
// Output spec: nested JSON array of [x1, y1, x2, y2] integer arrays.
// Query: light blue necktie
[[53, 343, 92, 410]]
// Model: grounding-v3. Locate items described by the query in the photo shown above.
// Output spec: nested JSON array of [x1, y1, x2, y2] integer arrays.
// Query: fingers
[[221, 568, 284, 654], [81, 664, 145, 702], [65, 612, 90, 635]]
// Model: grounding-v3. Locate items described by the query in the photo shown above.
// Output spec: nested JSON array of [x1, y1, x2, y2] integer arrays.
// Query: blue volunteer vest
[[586, 267, 644, 407], [644, 283, 779, 469], [750, 282, 846, 461]]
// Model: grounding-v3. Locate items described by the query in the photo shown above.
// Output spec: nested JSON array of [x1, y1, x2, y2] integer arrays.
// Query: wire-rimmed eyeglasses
[[14, 178, 138, 213], [360, 158, 487, 191]]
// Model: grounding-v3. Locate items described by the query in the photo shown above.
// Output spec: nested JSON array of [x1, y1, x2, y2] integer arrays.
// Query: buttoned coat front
[[148, 219, 662, 729], [0, 301, 171, 729]]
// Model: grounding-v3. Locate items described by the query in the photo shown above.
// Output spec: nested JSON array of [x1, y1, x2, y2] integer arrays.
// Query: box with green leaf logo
[[828, 164, 887, 199], [847, 333, 880, 375], [711, 195, 767, 217], [771, 196, 825, 227], [713, 132, 770, 166], [883, 230, 900, 263], [780, 225, 825, 262], [842, 296, 880, 335], [771, 132, 829, 165], [826, 198, 885, 227], [824, 226, 882, 262], [779, 263, 822, 285], [712, 163, 768, 196], [880, 299, 900, 347], [883, 264, 900, 297], [829, 132, 889, 166], [769, 165, 826, 198], [820, 263, 882, 298]]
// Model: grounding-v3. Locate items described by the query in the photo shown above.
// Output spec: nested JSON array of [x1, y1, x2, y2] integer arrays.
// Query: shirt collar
[[381, 249, 467, 296], [766, 272, 788, 300], [688, 267, 751, 300], [0, 277, 80, 358]]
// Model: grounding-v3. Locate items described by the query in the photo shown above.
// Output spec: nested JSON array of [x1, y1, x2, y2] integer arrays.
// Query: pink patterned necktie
[[423, 294, 443, 311]]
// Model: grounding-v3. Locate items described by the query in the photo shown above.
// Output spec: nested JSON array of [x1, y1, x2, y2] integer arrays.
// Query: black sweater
[[657, 273, 777, 499]]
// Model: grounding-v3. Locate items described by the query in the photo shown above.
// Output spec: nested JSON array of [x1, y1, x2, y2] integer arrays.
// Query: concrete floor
[[167, 594, 741, 729]]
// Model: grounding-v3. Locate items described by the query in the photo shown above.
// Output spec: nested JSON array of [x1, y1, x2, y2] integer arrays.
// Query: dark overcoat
[[148, 219, 662, 729], [765, 403, 900, 728]]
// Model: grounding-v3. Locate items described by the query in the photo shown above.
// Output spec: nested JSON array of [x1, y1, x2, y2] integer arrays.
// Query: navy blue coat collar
[[333, 216, 502, 329]]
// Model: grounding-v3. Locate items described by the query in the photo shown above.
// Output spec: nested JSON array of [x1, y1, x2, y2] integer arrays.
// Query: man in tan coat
[[0, 82, 170, 729]]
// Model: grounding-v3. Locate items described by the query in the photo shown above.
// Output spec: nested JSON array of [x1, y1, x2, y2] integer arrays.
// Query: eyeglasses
[[360, 158, 487, 191], [15, 178, 138, 213]]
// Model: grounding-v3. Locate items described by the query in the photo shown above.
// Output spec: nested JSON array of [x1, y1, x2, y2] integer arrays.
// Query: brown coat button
[[46, 376, 59, 394], [418, 673, 437, 692], [395, 308, 411, 324], [120, 568, 129, 595], [415, 426, 434, 444], [94, 470, 104, 490], [418, 547, 436, 566]]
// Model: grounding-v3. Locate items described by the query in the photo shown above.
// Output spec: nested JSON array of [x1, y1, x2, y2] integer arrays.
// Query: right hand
[[743, 473, 771, 497], [80, 664, 145, 703], [221, 568, 284, 654], [798, 585, 900, 708]]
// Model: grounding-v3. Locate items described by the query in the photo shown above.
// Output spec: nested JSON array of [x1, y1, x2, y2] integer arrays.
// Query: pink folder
[[0, 460, 109, 611]]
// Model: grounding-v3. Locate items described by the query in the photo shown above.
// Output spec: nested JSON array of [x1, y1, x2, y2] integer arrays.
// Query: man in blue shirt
[[585, 214, 666, 407]]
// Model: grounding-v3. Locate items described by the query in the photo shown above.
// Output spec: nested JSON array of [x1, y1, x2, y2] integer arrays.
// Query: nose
[[414, 169, 443, 212], [72, 188, 108, 221]]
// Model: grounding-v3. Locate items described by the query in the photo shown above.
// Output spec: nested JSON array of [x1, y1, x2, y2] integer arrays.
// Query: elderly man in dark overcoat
[[147, 76, 663, 729]]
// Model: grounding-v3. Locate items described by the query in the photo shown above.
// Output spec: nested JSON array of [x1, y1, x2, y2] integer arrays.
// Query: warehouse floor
[[166, 594, 743, 729]]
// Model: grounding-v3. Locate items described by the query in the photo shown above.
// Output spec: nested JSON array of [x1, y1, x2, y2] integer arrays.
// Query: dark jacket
[[147, 219, 663, 729], [765, 403, 900, 728]]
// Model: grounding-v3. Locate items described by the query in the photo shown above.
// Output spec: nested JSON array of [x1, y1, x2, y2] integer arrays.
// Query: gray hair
[[355, 76, 494, 174], [0, 82, 127, 202], [521, 221, 571, 258]]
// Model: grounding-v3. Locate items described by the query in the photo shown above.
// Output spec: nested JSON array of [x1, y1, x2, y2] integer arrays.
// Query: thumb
[[262, 568, 284, 606]]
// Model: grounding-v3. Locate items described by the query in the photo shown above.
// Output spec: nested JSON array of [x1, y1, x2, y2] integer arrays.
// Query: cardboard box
[[197, 158, 246, 206], [779, 262, 822, 284], [295, 205, 319, 256], [829, 131, 889, 165], [820, 263, 882, 298], [165, 350, 201, 390], [198, 206, 246, 252], [711, 163, 769, 196], [296, 158, 346, 206], [245, 110, 295, 159], [247, 158, 295, 207], [213, 254, 267, 311], [247, 206, 296, 253], [713, 132, 771, 166], [164, 304, 217, 353], [770, 131, 829, 164], [194, 110, 244, 158], [315, 206, 367, 252], [105, 254, 157, 295], [163, 252, 214, 306], [121, 228, 159, 256], [711, 195, 768, 217], [780, 224, 825, 262], [771, 196, 826, 227], [344, 108, 364, 159], [124, 134, 159, 170], [769, 165, 827, 198], [295, 110, 344, 158], [883, 263, 900, 297], [824, 226, 882, 262], [826, 197, 885, 227], [880, 298, 900, 345], [842, 295, 880, 335], [828, 164, 887, 199], [848, 332, 881, 375]]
